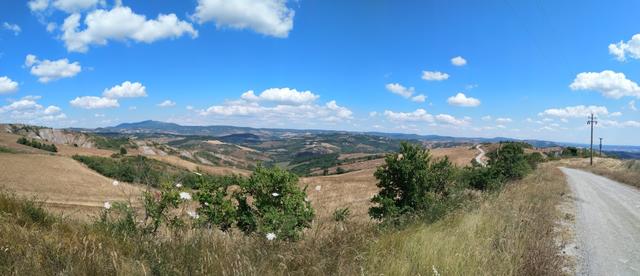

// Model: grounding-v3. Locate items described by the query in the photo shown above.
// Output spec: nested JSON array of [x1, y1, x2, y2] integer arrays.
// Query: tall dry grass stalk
[[364, 163, 567, 275]]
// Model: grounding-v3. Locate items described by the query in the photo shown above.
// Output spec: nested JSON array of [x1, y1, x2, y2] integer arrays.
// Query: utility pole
[[599, 138, 603, 156], [587, 113, 598, 166]]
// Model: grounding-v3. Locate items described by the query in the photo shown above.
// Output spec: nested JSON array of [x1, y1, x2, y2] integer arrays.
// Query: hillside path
[[560, 167, 640, 275], [474, 144, 486, 166]]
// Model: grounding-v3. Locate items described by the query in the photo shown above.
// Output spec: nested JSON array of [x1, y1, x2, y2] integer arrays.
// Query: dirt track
[[561, 167, 640, 275]]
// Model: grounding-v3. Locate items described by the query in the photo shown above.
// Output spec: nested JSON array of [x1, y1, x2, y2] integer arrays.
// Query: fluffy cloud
[[241, 88, 319, 105], [157, 100, 176, 107], [193, 0, 294, 38], [421, 71, 449, 81], [0, 76, 19, 94], [610, 112, 622, 117], [384, 109, 433, 122], [451, 56, 467, 66], [53, 0, 104, 13], [70, 96, 119, 109], [538, 105, 608, 118], [24, 54, 82, 83], [385, 83, 426, 102], [495, 117, 512, 123], [0, 96, 66, 122], [28, 0, 49, 12], [200, 88, 352, 124], [447, 93, 480, 107], [103, 81, 147, 98], [383, 109, 468, 126], [600, 120, 640, 128], [609, 34, 640, 61], [385, 83, 414, 98], [569, 70, 640, 99], [411, 94, 426, 103], [630, 100, 637, 111], [2, 22, 21, 35], [62, 6, 198, 52], [435, 114, 469, 126]]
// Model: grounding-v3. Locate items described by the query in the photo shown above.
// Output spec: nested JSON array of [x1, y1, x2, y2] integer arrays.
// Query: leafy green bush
[[462, 166, 503, 191], [194, 174, 241, 231], [486, 142, 531, 181], [369, 142, 456, 223], [236, 166, 314, 240], [525, 152, 544, 170], [16, 137, 57, 152]]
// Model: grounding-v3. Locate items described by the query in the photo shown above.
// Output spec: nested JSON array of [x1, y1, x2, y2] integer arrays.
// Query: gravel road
[[474, 144, 486, 166], [561, 167, 640, 275]]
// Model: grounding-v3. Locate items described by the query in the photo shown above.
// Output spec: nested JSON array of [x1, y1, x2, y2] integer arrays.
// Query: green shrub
[[194, 174, 241, 231], [369, 142, 456, 223], [462, 166, 503, 191], [487, 142, 531, 181], [16, 137, 57, 152], [236, 166, 314, 240], [119, 147, 127, 155], [525, 152, 544, 170], [333, 207, 351, 222]]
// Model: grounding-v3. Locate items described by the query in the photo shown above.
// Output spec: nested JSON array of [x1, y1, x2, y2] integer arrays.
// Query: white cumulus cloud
[[70, 96, 119, 109], [447, 92, 480, 107], [538, 105, 609, 118], [411, 94, 426, 103], [193, 0, 294, 38], [24, 54, 82, 83], [421, 70, 449, 81], [609, 34, 640, 61], [569, 70, 640, 99], [0, 96, 66, 122], [435, 114, 469, 126], [451, 56, 467, 66], [0, 76, 19, 94], [385, 83, 414, 98], [103, 81, 147, 98], [384, 109, 434, 122], [157, 100, 176, 107], [53, 0, 104, 13], [28, 0, 49, 12], [240, 88, 318, 105], [61, 6, 198, 53]]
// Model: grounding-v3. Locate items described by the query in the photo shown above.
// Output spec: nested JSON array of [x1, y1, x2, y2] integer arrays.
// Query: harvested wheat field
[[0, 153, 144, 219], [301, 169, 378, 221]]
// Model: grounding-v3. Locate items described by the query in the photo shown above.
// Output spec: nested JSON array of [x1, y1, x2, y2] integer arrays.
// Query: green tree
[[487, 142, 531, 180], [369, 142, 456, 222], [119, 146, 128, 155]]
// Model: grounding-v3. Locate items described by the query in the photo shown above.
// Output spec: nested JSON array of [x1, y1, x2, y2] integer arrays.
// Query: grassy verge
[[0, 164, 568, 275], [559, 157, 640, 188], [365, 163, 568, 275]]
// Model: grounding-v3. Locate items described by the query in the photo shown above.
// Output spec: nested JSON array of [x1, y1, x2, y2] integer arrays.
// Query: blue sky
[[1, 0, 639, 145]]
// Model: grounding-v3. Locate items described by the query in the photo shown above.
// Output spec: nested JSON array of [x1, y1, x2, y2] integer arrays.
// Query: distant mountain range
[[73, 120, 640, 158]]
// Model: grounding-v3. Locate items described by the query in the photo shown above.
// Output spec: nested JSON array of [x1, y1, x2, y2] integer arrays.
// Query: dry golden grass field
[[0, 139, 480, 223], [0, 153, 144, 219]]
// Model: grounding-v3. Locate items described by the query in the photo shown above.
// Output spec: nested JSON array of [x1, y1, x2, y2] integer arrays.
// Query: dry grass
[[557, 157, 640, 188], [0, 160, 570, 275], [365, 163, 568, 275], [301, 169, 378, 221], [0, 153, 144, 219], [0, 190, 376, 275]]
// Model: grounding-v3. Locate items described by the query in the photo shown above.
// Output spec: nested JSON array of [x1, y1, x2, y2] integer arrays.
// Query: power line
[[587, 113, 598, 166]]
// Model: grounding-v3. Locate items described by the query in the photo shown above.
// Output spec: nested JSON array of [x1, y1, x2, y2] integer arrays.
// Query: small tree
[[119, 146, 128, 155], [369, 142, 456, 223], [487, 142, 531, 180], [236, 166, 314, 240]]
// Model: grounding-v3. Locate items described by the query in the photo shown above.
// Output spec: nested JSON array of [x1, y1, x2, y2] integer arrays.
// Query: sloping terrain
[[0, 153, 144, 218]]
